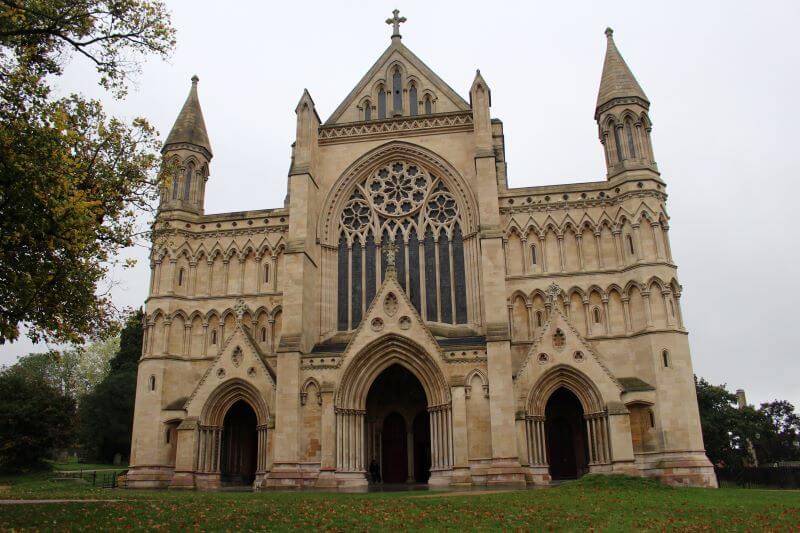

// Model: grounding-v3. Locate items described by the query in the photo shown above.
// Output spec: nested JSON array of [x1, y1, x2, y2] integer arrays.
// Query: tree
[[695, 376, 800, 467], [14, 335, 119, 398], [78, 309, 142, 461], [0, 361, 76, 471], [754, 400, 800, 464], [695, 376, 751, 467], [0, 0, 175, 345]]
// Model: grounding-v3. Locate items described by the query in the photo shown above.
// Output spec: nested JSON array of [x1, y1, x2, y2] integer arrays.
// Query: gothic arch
[[318, 141, 479, 245], [527, 364, 605, 416], [335, 334, 450, 410], [200, 378, 270, 427]]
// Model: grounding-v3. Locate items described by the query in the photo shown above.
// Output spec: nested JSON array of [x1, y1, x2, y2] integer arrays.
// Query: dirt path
[[0, 499, 121, 505]]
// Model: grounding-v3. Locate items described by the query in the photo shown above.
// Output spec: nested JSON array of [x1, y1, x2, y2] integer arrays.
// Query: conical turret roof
[[596, 28, 648, 110], [163, 75, 212, 156]]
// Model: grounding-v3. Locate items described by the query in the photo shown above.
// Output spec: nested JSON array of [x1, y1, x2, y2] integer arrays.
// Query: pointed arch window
[[530, 244, 537, 266], [593, 307, 601, 324], [662, 350, 670, 368], [424, 95, 433, 114], [408, 83, 418, 116], [536, 310, 543, 328], [625, 118, 637, 158], [392, 67, 402, 114], [264, 263, 270, 283], [171, 174, 180, 200], [336, 163, 469, 329], [178, 267, 185, 286], [149, 375, 156, 391], [183, 162, 194, 201], [211, 329, 217, 345], [627, 234, 635, 255], [378, 86, 387, 119], [260, 327, 267, 342], [614, 123, 625, 162], [363, 100, 372, 121]]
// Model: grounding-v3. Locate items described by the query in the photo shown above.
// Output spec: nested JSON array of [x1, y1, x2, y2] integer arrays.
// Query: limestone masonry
[[128, 12, 717, 489]]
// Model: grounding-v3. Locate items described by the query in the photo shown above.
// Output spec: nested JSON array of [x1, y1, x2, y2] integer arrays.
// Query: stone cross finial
[[234, 298, 248, 322], [386, 9, 406, 39], [545, 283, 563, 304], [384, 242, 397, 274]]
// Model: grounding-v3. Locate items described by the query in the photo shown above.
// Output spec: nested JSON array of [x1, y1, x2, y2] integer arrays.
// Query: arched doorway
[[412, 411, 431, 482], [366, 364, 430, 484], [382, 412, 407, 483], [220, 400, 258, 485], [545, 388, 589, 480]]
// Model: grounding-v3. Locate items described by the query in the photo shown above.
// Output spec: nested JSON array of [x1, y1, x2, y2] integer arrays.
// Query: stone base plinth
[[448, 466, 472, 486], [125, 466, 174, 489], [485, 459, 526, 487], [524, 465, 551, 485], [334, 471, 368, 490], [262, 463, 320, 489], [428, 469, 452, 487], [314, 468, 338, 489], [644, 453, 718, 488]]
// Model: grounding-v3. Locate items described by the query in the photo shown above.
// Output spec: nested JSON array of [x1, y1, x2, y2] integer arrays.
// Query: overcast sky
[[2, 0, 798, 408]]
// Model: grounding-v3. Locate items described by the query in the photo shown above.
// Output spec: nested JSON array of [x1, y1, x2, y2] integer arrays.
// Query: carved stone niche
[[384, 292, 398, 317], [371, 317, 384, 332]]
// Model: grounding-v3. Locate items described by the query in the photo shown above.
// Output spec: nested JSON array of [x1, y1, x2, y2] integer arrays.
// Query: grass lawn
[[0, 474, 798, 531], [49, 458, 128, 472]]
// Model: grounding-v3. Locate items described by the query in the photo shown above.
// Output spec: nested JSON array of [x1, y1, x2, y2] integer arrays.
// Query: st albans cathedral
[[128, 11, 717, 490]]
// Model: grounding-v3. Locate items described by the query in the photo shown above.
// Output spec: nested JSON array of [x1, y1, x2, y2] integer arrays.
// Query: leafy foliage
[[0, 361, 76, 472], [695, 376, 800, 467], [78, 309, 142, 461], [0, 0, 175, 345]]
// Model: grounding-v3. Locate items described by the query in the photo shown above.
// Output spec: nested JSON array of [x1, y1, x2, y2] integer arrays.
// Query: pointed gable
[[515, 287, 623, 412], [184, 314, 275, 419], [338, 265, 443, 371], [325, 39, 470, 125]]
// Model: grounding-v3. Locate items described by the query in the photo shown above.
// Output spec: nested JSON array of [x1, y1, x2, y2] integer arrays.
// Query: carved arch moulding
[[318, 141, 479, 246]]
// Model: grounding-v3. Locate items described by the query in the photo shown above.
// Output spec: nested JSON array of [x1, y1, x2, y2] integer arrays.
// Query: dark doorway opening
[[366, 364, 430, 484], [382, 412, 407, 483], [545, 387, 589, 480], [412, 411, 431, 482], [220, 400, 258, 485]]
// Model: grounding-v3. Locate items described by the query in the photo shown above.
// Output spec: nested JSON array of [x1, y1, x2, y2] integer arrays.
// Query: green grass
[[0, 474, 798, 531]]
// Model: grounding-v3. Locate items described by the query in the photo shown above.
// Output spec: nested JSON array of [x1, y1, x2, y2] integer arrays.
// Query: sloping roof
[[596, 28, 649, 110], [163, 75, 212, 156], [617, 377, 655, 393], [324, 39, 470, 125]]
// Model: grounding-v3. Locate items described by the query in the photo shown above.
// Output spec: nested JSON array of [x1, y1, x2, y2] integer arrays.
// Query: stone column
[[406, 430, 415, 482], [602, 296, 611, 335], [316, 383, 336, 487], [632, 223, 643, 262], [557, 234, 565, 272], [449, 381, 471, 484], [594, 231, 603, 268], [576, 233, 585, 271]]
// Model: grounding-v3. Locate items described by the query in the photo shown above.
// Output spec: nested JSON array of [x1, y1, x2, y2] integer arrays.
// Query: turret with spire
[[595, 28, 657, 179], [160, 75, 212, 215]]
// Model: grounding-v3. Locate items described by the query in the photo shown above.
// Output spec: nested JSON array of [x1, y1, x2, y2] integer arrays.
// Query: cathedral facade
[[127, 14, 716, 489]]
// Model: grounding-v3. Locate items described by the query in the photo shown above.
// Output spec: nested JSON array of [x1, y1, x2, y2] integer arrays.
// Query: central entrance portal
[[220, 400, 258, 485], [366, 364, 431, 484], [545, 388, 589, 480]]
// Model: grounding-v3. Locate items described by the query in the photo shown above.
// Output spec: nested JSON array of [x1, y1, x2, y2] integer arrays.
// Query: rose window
[[367, 161, 431, 217], [425, 191, 458, 225], [341, 197, 371, 233]]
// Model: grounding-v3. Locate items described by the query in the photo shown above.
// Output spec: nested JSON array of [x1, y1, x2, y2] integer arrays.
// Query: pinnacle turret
[[595, 28, 648, 114], [163, 75, 212, 158]]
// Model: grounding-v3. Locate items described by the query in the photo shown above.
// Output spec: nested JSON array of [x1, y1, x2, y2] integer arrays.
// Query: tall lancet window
[[336, 161, 469, 330], [363, 100, 372, 121], [613, 123, 625, 162], [378, 85, 387, 119], [392, 67, 402, 114], [625, 118, 636, 158], [183, 162, 194, 201], [408, 84, 418, 116]]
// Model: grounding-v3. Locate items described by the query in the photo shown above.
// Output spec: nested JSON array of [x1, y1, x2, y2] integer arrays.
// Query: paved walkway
[[0, 499, 120, 505]]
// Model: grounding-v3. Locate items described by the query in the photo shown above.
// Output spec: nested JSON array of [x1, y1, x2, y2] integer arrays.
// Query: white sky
[[2, 0, 798, 408]]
